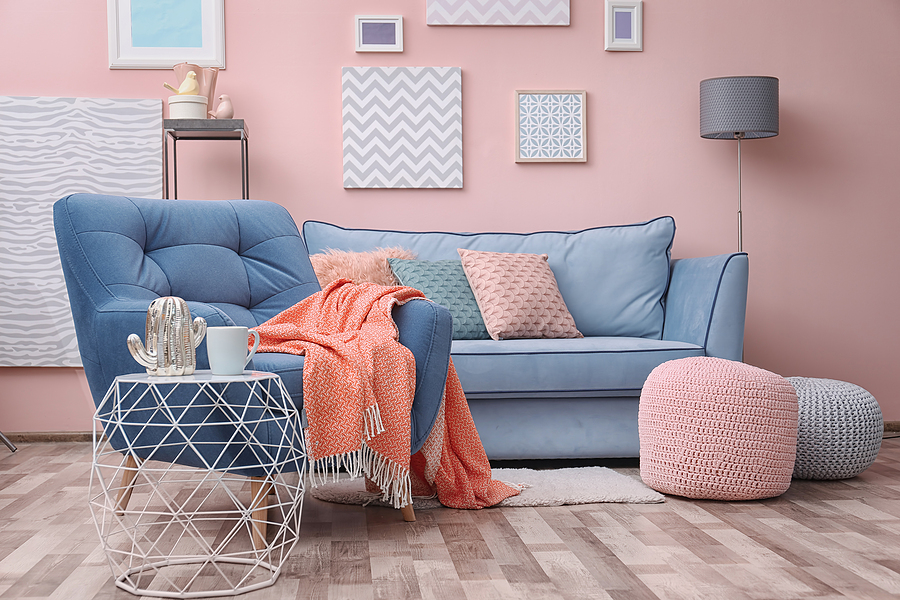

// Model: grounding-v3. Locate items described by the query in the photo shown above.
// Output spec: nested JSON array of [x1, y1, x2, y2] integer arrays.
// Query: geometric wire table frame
[[90, 371, 306, 598]]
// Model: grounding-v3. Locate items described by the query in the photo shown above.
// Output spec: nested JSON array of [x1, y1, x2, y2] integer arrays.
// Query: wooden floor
[[1, 440, 899, 600]]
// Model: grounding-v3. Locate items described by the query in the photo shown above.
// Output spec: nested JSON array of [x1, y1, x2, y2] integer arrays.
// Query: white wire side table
[[90, 371, 306, 598]]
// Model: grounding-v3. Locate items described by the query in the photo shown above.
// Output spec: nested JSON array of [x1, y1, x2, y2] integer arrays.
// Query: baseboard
[[5, 424, 900, 444], [5, 431, 93, 443]]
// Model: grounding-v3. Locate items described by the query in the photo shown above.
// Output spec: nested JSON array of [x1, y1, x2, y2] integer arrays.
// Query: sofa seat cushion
[[302, 218, 675, 339], [451, 337, 704, 399]]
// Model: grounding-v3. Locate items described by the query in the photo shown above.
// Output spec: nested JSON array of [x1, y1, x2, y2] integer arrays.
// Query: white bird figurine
[[163, 71, 200, 95], [208, 94, 234, 119]]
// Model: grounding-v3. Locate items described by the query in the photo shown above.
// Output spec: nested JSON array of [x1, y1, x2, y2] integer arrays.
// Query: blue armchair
[[53, 193, 453, 525]]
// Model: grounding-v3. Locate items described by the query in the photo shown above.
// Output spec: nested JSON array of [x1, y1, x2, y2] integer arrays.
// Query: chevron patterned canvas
[[343, 67, 463, 189], [427, 0, 570, 26]]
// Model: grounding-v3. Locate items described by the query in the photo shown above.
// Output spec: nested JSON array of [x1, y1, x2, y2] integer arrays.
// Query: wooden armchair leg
[[115, 454, 141, 515], [400, 503, 416, 522], [250, 476, 272, 550]]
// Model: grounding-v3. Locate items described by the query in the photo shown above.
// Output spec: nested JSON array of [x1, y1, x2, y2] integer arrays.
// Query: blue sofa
[[53, 194, 454, 469], [302, 218, 749, 460]]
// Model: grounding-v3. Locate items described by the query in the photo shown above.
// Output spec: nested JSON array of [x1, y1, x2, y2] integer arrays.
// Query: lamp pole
[[736, 132, 744, 253]]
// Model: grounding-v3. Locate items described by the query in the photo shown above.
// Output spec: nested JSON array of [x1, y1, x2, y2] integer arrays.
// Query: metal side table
[[90, 370, 305, 598], [163, 119, 249, 199]]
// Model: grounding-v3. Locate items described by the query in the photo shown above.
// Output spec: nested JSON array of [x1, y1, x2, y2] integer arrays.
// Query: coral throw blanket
[[253, 279, 520, 509]]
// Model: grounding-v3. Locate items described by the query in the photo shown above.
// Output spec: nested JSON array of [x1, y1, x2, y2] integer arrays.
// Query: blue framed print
[[516, 90, 587, 163], [108, 0, 225, 69], [355, 16, 403, 53], [605, 0, 643, 51]]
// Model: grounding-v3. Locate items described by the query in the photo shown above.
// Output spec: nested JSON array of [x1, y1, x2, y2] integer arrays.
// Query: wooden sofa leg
[[400, 503, 416, 522], [115, 454, 141, 515], [250, 477, 272, 550]]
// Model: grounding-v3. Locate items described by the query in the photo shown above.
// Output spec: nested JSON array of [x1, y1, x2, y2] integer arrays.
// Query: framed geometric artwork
[[107, 0, 225, 68], [605, 0, 643, 51], [355, 16, 403, 52], [426, 0, 569, 26], [515, 90, 586, 163], [343, 67, 463, 188]]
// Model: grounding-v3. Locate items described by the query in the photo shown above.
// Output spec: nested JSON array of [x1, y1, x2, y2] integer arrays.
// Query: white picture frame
[[355, 16, 404, 52], [605, 0, 642, 51], [516, 90, 586, 163], [108, 0, 225, 69]]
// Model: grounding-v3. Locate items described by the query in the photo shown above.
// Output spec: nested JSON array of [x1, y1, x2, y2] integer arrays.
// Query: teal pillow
[[388, 258, 490, 340]]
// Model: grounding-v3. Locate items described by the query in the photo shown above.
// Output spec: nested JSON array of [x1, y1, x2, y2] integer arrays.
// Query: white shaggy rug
[[309, 466, 664, 508]]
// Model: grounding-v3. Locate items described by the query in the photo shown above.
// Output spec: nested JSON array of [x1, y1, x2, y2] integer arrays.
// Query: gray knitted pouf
[[787, 377, 883, 479]]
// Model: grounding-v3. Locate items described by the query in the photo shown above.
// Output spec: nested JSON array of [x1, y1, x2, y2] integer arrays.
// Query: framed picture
[[343, 67, 462, 188], [108, 0, 225, 69], [516, 90, 586, 163], [355, 16, 403, 52], [605, 0, 643, 51], [426, 0, 569, 26]]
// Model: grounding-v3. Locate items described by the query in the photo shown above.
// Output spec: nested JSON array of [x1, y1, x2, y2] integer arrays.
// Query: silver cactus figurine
[[127, 296, 207, 376]]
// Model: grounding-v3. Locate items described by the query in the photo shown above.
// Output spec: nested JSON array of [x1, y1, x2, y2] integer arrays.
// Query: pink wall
[[3, 0, 899, 432]]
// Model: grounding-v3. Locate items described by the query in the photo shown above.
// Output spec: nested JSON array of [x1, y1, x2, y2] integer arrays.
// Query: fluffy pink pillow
[[309, 247, 417, 287], [458, 249, 582, 341]]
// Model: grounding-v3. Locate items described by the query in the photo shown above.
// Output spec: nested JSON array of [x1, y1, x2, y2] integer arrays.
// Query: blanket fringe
[[307, 444, 414, 509], [308, 452, 363, 487], [361, 443, 412, 509], [307, 404, 385, 487], [364, 403, 385, 441]]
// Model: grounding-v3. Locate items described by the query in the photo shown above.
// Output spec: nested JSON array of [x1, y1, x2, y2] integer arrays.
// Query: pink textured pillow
[[309, 247, 417, 287], [458, 249, 582, 341]]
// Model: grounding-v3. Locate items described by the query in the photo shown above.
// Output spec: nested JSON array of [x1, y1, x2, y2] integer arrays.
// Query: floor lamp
[[700, 76, 779, 252], [0, 431, 16, 453]]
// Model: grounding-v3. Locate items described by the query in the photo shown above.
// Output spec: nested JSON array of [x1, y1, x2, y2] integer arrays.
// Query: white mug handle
[[245, 329, 260, 367]]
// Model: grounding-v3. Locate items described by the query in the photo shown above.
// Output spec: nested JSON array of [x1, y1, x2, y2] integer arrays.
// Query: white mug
[[206, 326, 260, 376]]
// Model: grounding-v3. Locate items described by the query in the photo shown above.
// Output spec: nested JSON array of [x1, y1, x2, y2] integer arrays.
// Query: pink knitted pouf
[[639, 357, 799, 500]]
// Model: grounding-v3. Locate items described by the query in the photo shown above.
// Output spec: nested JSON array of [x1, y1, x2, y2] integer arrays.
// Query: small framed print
[[516, 90, 586, 163], [107, 0, 225, 69], [605, 0, 642, 51], [355, 16, 403, 52]]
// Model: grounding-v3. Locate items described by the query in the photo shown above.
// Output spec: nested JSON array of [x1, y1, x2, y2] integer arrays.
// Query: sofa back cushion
[[302, 217, 674, 338]]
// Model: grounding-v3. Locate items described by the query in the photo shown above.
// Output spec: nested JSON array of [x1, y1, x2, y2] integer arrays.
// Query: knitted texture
[[639, 357, 798, 500], [387, 258, 490, 340], [253, 280, 520, 510], [787, 377, 883, 480]]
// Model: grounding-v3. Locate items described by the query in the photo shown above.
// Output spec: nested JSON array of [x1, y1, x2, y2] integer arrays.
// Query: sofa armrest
[[662, 253, 748, 361]]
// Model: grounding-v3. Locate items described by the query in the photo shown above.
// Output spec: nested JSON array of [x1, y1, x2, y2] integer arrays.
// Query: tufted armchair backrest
[[54, 194, 321, 400], [55, 194, 320, 325]]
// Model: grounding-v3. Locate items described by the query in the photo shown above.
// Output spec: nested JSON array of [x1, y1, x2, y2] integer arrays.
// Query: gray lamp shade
[[700, 76, 779, 139]]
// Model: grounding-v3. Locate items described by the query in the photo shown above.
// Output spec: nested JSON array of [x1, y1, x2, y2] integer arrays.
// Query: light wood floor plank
[[0, 440, 899, 599]]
